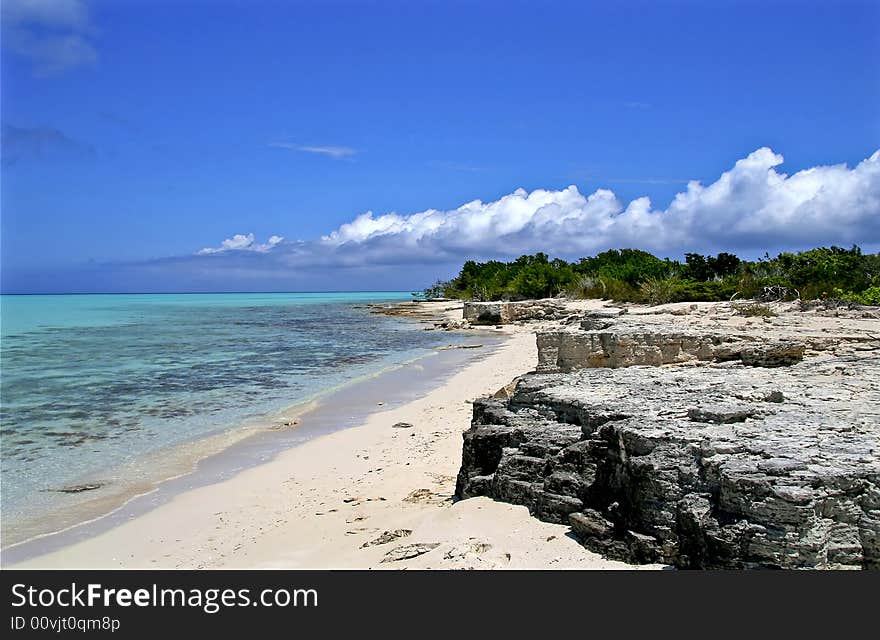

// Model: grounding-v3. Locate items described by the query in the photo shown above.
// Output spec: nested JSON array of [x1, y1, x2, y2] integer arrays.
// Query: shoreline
[[2, 292, 449, 549], [1, 300, 492, 563], [3, 342, 493, 552], [5, 302, 648, 569]]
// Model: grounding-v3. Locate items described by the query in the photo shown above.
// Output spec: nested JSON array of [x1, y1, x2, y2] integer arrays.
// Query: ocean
[[0, 292, 466, 545]]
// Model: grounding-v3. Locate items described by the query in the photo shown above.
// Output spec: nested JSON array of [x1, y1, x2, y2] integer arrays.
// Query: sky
[[1, 0, 879, 293]]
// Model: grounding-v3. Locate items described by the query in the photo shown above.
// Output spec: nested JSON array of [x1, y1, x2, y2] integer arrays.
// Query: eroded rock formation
[[536, 329, 805, 371], [463, 300, 574, 325], [456, 314, 880, 569]]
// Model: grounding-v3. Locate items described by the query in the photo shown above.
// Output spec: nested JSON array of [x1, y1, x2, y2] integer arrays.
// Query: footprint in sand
[[345, 527, 377, 536], [346, 515, 368, 523]]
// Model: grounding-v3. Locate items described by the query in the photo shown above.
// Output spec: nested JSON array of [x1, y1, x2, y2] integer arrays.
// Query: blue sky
[[2, 0, 879, 293]]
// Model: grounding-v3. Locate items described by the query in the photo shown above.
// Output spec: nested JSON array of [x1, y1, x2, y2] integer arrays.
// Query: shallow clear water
[[0, 292, 460, 541]]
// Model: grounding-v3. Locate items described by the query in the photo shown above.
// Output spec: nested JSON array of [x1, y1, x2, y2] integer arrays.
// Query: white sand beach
[[10, 307, 647, 570]]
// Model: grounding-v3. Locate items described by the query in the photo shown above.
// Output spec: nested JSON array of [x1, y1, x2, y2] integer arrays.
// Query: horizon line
[[0, 290, 421, 296]]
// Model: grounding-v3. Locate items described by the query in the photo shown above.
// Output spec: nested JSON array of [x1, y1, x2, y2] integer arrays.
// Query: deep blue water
[[0, 292, 459, 542]]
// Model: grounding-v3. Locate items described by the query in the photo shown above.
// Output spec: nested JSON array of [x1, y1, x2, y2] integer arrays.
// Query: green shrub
[[639, 275, 681, 306], [436, 246, 879, 304], [834, 286, 880, 306], [574, 249, 673, 287], [421, 279, 452, 299], [603, 278, 641, 302], [732, 302, 777, 317], [669, 279, 737, 302], [854, 286, 880, 305], [567, 275, 606, 299]]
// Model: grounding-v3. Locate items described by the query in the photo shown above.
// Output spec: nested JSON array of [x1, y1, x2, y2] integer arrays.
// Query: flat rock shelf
[[455, 305, 880, 569]]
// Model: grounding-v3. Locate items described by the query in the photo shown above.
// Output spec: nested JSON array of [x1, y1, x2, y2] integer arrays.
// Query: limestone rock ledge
[[463, 300, 575, 325], [454, 354, 880, 569], [536, 329, 806, 371]]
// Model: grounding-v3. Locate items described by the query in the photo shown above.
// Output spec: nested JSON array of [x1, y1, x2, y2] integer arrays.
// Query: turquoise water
[[0, 292, 459, 543]]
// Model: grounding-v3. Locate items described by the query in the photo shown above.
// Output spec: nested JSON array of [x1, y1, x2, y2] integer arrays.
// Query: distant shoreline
[[0, 290, 421, 297]]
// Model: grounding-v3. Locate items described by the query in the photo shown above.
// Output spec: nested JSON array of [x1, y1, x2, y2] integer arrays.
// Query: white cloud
[[317, 147, 880, 259], [269, 142, 357, 159], [1, 0, 97, 74], [188, 147, 879, 282], [198, 233, 284, 255]]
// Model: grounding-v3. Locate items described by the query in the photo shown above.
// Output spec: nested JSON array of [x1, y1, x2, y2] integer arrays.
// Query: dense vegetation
[[421, 246, 880, 306]]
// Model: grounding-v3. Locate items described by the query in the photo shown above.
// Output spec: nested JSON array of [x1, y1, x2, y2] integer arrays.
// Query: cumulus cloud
[[269, 142, 357, 159], [198, 233, 283, 255], [1, 0, 97, 75], [173, 147, 879, 289], [317, 147, 880, 259]]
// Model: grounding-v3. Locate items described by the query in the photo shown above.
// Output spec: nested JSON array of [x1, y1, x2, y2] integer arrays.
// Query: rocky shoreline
[[453, 298, 880, 569], [15, 296, 875, 570]]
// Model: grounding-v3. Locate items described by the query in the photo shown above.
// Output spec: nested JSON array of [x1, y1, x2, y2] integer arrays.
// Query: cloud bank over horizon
[[6, 147, 879, 293], [194, 147, 880, 272]]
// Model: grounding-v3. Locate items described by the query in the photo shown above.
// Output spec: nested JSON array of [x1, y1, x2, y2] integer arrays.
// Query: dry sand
[[10, 312, 649, 569]]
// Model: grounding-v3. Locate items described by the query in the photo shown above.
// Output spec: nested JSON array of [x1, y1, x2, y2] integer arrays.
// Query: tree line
[[420, 246, 880, 305]]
